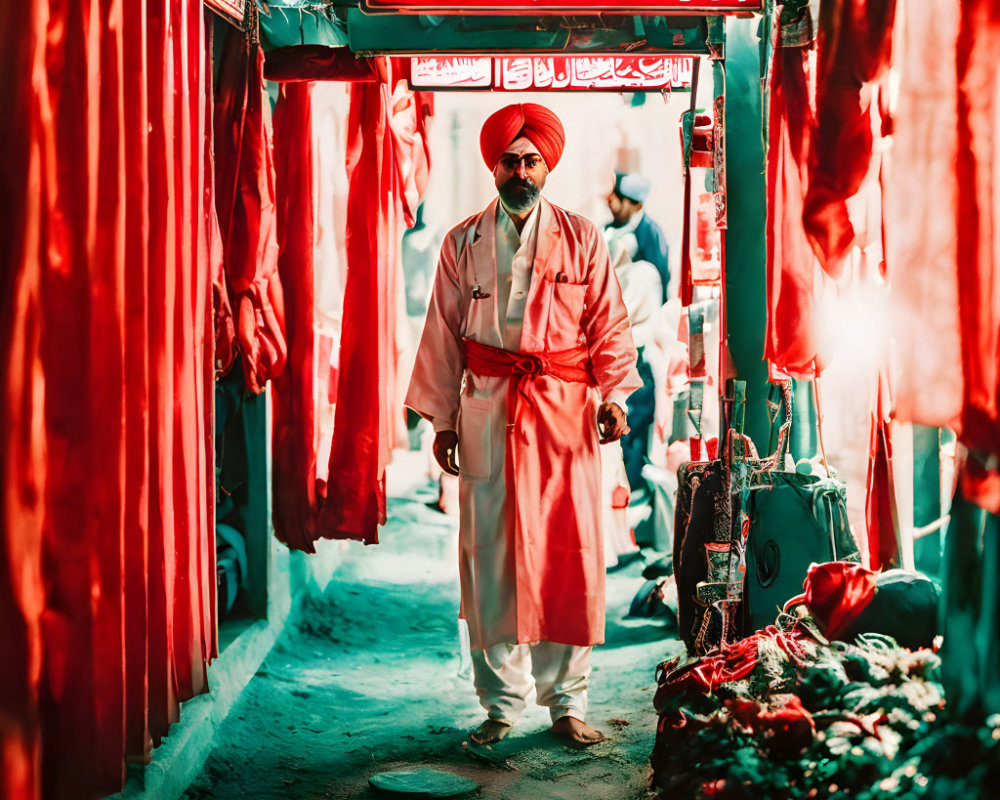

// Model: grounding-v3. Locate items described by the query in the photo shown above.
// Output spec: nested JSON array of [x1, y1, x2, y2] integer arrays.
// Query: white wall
[[419, 83, 715, 281]]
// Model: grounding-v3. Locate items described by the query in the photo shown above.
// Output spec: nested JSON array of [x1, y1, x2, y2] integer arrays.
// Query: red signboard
[[368, 0, 758, 12], [410, 55, 695, 91]]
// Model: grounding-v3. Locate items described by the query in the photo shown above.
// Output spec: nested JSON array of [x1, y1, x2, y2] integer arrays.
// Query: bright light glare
[[815, 259, 890, 374]]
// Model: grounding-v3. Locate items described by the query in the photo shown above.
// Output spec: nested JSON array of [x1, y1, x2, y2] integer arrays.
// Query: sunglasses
[[498, 154, 545, 172]]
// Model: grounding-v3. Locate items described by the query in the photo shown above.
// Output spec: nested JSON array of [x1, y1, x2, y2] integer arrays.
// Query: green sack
[[742, 472, 860, 634]]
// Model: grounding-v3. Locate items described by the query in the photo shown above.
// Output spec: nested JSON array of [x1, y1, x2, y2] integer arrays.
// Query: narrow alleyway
[[184, 465, 683, 800]]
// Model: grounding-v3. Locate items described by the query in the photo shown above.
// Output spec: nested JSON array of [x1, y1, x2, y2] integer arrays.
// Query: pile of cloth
[[651, 619, 1000, 798]]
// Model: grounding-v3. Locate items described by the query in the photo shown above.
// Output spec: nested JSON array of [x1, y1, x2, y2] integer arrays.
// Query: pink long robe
[[406, 197, 641, 650]]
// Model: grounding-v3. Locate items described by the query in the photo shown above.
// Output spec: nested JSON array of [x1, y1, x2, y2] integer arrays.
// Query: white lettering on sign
[[410, 55, 695, 91], [410, 56, 492, 87]]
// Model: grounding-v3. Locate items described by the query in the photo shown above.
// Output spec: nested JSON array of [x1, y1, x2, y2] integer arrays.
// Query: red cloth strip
[[264, 46, 383, 83]]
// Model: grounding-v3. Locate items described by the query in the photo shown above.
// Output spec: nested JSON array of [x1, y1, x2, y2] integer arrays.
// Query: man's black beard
[[499, 176, 540, 213]]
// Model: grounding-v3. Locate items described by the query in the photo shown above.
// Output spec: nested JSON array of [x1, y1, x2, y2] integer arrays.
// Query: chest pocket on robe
[[457, 394, 494, 482], [545, 278, 587, 349]]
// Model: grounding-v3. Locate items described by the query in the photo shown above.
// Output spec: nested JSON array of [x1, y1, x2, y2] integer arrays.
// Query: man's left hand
[[597, 402, 629, 444]]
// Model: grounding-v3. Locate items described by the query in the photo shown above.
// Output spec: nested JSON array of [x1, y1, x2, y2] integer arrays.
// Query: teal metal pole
[[722, 15, 770, 453]]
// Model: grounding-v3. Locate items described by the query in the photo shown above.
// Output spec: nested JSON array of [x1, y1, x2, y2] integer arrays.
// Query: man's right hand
[[433, 431, 460, 477]]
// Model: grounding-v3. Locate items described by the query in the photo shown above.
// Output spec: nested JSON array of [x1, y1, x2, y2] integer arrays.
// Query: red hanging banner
[[366, 0, 759, 12]]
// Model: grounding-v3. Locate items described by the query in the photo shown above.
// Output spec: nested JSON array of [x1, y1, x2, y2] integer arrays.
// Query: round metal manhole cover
[[368, 768, 478, 797]]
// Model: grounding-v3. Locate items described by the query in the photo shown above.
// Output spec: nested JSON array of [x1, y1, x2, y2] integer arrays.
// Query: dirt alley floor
[[184, 472, 685, 800]]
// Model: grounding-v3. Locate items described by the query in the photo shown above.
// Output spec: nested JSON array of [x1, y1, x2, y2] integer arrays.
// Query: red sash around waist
[[462, 338, 595, 387]]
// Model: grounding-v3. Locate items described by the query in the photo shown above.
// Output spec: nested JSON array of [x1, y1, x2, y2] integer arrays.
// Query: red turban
[[479, 103, 566, 171]]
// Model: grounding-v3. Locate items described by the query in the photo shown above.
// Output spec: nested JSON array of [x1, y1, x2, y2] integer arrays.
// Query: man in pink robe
[[406, 103, 641, 746]]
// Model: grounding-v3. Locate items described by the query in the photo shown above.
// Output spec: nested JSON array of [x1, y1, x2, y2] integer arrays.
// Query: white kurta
[[429, 202, 541, 646], [406, 197, 641, 650]]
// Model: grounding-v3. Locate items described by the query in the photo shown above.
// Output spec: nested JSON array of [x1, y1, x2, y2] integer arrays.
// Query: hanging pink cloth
[[764, 35, 820, 378], [883, 0, 963, 430]]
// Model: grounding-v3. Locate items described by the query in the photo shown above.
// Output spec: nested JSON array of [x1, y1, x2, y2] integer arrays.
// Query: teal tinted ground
[[183, 483, 683, 800]]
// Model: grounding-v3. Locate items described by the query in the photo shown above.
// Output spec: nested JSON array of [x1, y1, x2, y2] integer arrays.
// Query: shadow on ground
[[183, 489, 684, 800]]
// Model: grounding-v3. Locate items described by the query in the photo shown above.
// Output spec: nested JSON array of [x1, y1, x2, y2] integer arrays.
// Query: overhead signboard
[[410, 55, 695, 91], [367, 0, 759, 12]]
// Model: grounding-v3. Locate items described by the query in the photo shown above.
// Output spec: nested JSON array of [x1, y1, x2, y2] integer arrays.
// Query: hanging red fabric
[[0, 2, 217, 798], [764, 37, 820, 379], [865, 377, 900, 570], [316, 72, 394, 545], [304, 63, 432, 548], [954, 0, 1000, 515], [272, 82, 321, 552], [263, 45, 383, 83], [0, 0, 46, 795], [214, 30, 287, 394], [803, 0, 896, 277], [679, 59, 701, 307]]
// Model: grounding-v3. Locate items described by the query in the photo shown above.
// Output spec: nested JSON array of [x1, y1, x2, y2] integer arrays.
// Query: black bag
[[673, 459, 730, 652], [673, 380, 760, 654]]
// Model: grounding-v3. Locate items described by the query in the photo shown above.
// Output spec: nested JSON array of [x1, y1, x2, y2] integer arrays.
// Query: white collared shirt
[[496, 200, 541, 350]]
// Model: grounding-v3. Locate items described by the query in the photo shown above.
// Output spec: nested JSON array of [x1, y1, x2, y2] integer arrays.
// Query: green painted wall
[[723, 16, 770, 453]]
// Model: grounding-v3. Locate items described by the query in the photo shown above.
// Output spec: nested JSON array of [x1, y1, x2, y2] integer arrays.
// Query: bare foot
[[469, 719, 513, 745], [551, 716, 606, 747]]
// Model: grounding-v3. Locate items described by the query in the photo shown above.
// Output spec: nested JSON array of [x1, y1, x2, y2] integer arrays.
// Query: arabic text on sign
[[410, 55, 695, 90]]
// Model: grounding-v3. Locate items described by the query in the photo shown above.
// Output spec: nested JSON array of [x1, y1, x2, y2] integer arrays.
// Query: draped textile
[[764, 37, 820, 378], [0, 3, 45, 795], [865, 379, 900, 570], [803, 0, 896, 277], [954, 0, 1000, 514], [0, 2, 217, 798], [214, 31, 287, 394], [315, 68, 396, 545], [883, 0, 962, 429], [304, 63, 430, 548], [885, 0, 1000, 514], [263, 45, 383, 83], [272, 82, 320, 552]]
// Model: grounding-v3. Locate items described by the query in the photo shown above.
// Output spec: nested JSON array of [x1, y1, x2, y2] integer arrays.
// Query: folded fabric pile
[[651, 620, 1000, 799]]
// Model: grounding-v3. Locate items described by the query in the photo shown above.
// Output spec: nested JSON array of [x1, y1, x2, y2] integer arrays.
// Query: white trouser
[[471, 641, 592, 725]]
